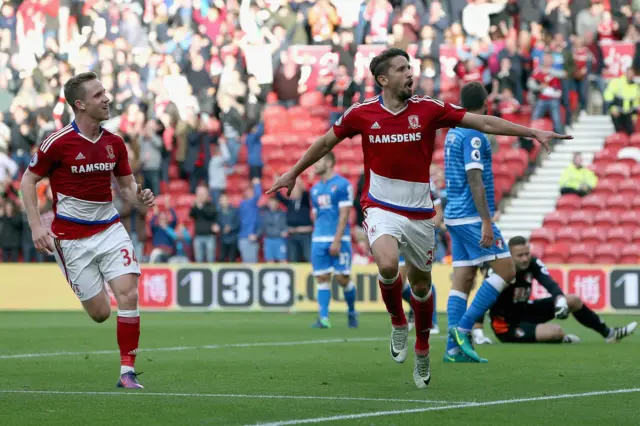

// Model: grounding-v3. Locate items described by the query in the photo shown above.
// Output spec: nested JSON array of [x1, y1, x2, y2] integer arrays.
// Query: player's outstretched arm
[[266, 128, 343, 196], [467, 169, 493, 248], [20, 170, 55, 255], [459, 113, 573, 153]]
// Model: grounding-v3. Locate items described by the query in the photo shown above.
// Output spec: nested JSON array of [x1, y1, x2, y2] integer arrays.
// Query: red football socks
[[378, 274, 407, 327], [411, 290, 434, 356], [117, 315, 140, 368]]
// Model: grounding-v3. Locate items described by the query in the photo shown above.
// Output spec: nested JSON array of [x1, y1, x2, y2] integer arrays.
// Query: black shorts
[[490, 298, 556, 343]]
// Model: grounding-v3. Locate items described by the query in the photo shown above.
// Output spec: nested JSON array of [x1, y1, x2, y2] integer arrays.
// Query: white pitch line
[[250, 388, 640, 426], [0, 336, 446, 360], [0, 390, 465, 405]]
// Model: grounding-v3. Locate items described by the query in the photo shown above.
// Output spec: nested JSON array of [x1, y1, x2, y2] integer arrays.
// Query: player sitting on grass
[[486, 236, 637, 344], [309, 152, 357, 329]]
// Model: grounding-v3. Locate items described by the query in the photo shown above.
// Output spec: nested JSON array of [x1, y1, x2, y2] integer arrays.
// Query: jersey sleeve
[[531, 257, 564, 299], [332, 105, 360, 140], [424, 97, 467, 129], [28, 145, 57, 178], [337, 180, 354, 208], [113, 135, 133, 177], [462, 134, 486, 171]]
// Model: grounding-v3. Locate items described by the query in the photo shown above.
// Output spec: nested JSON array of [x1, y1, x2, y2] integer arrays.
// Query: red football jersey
[[498, 98, 520, 115], [28, 121, 132, 240], [572, 46, 591, 75], [332, 95, 466, 220], [532, 69, 562, 100]]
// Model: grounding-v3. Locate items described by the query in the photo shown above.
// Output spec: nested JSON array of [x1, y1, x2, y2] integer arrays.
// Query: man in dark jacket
[[276, 179, 312, 262], [190, 185, 218, 262], [260, 197, 288, 263], [0, 200, 22, 262], [217, 193, 240, 262]]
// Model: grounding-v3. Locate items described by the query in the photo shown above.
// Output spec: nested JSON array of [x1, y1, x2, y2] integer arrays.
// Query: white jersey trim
[[465, 162, 484, 171], [312, 236, 351, 243], [368, 169, 433, 213], [338, 201, 353, 208], [41, 125, 72, 153], [55, 192, 120, 225], [444, 216, 482, 226], [452, 251, 511, 267]]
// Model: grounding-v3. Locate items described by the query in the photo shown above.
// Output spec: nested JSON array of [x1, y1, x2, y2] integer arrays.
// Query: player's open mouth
[[406, 80, 413, 89]]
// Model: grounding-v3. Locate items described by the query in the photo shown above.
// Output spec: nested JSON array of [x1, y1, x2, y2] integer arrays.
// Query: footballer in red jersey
[[267, 48, 571, 388], [21, 72, 155, 389]]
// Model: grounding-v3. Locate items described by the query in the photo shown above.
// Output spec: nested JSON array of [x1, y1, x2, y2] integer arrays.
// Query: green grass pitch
[[1, 311, 639, 425]]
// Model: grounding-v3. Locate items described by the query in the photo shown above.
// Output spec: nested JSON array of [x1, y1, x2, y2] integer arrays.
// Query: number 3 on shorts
[[121, 248, 138, 267]]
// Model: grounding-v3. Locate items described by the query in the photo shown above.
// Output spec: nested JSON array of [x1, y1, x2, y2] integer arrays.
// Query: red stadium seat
[[590, 162, 608, 179], [604, 163, 631, 180], [593, 210, 620, 227], [593, 147, 620, 164], [175, 194, 196, 208], [619, 210, 640, 227], [606, 194, 632, 214], [608, 227, 633, 245], [620, 244, 640, 264], [631, 163, 640, 178], [629, 132, 640, 147], [617, 180, 638, 196], [299, 91, 326, 108], [556, 194, 582, 213], [530, 228, 555, 245], [168, 180, 189, 194], [592, 178, 618, 195], [544, 242, 569, 263], [580, 194, 606, 213], [504, 149, 529, 176], [556, 226, 582, 244], [604, 132, 629, 148], [568, 210, 594, 226], [633, 228, 640, 244], [568, 244, 595, 264], [493, 163, 517, 181], [543, 211, 568, 231], [530, 243, 545, 259], [632, 195, 640, 210], [168, 164, 180, 180], [531, 118, 554, 131], [580, 227, 606, 245], [594, 243, 621, 264], [496, 135, 517, 149]]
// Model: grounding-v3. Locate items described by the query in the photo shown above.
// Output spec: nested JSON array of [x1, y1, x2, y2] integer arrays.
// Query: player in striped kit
[[268, 49, 569, 388]]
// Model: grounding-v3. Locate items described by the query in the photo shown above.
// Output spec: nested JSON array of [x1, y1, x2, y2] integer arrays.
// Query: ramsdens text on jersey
[[368, 133, 422, 143], [71, 163, 117, 173]]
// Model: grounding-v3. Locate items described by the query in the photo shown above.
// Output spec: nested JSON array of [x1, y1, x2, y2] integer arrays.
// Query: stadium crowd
[[0, 0, 639, 263]]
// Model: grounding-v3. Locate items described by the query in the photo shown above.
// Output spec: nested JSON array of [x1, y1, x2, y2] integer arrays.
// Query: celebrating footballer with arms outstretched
[[267, 47, 571, 388], [21, 72, 155, 389]]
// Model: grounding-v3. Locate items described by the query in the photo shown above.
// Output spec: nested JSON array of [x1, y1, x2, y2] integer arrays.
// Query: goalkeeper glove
[[555, 296, 569, 319]]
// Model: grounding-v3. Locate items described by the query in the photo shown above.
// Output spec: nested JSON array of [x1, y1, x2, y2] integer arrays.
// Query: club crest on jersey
[[471, 137, 482, 149], [515, 328, 525, 338], [106, 145, 115, 159], [495, 238, 504, 249], [29, 152, 38, 167], [425, 250, 433, 266], [369, 226, 377, 237], [331, 185, 337, 192], [408, 115, 420, 130]]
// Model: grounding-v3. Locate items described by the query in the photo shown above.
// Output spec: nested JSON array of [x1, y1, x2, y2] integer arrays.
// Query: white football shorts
[[363, 207, 436, 272], [52, 222, 141, 302]]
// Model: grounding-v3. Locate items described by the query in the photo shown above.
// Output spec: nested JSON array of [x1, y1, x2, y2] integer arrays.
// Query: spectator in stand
[[559, 153, 598, 197], [324, 64, 364, 127], [208, 140, 230, 208], [597, 10, 619, 42], [272, 51, 303, 108], [7, 106, 34, 176], [218, 94, 244, 167], [549, 33, 575, 129], [495, 86, 521, 119], [139, 119, 164, 196], [491, 56, 519, 103], [307, 0, 339, 45], [19, 196, 41, 263], [0, 200, 22, 262], [169, 223, 193, 264], [238, 178, 262, 263], [260, 196, 288, 263], [604, 67, 640, 135], [246, 121, 264, 180], [425, 1, 450, 42], [185, 114, 214, 192], [190, 185, 219, 263], [276, 179, 313, 263], [331, 28, 357, 75], [498, 36, 524, 102], [571, 35, 593, 115], [0, 138, 18, 181], [363, 0, 393, 44], [391, 4, 421, 43], [576, 0, 604, 38], [462, 0, 508, 40], [544, 0, 573, 40], [245, 75, 267, 132], [149, 202, 178, 263], [217, 193, 240, 262], [529, 52, 565, 135]]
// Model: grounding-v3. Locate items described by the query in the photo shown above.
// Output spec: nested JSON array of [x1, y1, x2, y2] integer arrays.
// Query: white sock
[[121, 365, 135, 375]]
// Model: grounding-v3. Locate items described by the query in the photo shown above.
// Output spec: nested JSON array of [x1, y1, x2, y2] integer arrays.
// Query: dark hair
[[324, 151, 336, 166], [369, 48, 410, 87], [460, 81, 488, 111], [63, 72, 98, 110], [508, 236, 528, 248]]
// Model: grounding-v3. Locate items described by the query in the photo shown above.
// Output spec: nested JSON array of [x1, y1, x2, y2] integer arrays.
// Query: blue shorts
[[447, 222, 511, 267], [264, 237, 287, 262], [311, 240, 352, 276], [399, 255, 405, 266]]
